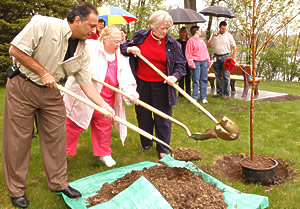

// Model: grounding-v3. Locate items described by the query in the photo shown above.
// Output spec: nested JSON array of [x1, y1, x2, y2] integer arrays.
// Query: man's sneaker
[[222, 96, 229, 99], [213, 94, 221, 98], [202, 99, 208, 104], [100, 156, 116, 167]]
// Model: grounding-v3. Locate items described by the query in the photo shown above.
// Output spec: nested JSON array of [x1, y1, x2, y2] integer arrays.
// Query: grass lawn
[[0, 80, 299, 208]]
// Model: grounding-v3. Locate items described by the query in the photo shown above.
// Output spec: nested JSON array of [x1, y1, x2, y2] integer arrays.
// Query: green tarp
[[62, 155, 269, 209]]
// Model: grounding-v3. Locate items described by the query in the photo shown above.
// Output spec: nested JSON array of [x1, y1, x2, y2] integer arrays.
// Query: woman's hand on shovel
[[127, 92, 140, 105], [103, 104, 115, 121], [127, 46, 140, 57], [164, 76, 177, 85]]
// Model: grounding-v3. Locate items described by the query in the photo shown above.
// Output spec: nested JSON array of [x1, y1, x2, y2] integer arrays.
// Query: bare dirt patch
[[261, 94, 300, 102], [203, 154, 298, 190]]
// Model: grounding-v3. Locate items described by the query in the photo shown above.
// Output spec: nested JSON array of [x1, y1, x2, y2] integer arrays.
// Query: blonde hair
[[99, 25, 122, 42], [149, 10, 173, 30]]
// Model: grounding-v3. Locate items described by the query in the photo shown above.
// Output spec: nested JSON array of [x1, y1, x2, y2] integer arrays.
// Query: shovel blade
[[215, 116, 240, 141], [190, 128, 218, 141]]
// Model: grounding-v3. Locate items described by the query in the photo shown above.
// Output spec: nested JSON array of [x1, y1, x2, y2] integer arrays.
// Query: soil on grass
[[173, 147, 203, 161], [87, 163, 227, 208], [203, 154, 298, 190], [261, 94, 300, 102]]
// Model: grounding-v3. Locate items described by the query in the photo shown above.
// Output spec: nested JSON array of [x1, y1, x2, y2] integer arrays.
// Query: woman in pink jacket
[[185, 26, 210, 104], [64, 26, 139, 167]]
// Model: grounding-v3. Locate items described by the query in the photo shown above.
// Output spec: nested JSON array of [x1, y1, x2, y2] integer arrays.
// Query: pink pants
[[66, 110, 113, 156]]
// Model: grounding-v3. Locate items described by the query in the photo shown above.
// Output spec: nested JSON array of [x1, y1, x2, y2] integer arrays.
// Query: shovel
[[57, 84, 174, 155], [92, 78, 210, 140], [137, 54, 240, 141]]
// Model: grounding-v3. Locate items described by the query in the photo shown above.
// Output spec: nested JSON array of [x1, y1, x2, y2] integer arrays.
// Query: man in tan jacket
[[2, 2, 114, 208]]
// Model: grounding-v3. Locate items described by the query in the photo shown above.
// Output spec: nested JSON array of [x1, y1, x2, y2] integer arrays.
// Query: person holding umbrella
[[120, 10, 186, 159], [208, 21, 237, 99]]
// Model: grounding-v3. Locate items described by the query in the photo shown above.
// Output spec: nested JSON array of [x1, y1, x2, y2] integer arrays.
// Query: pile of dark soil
[[173, 147, 203, 161], [203, 154, 298, 189], [87, 163, 227, 208]]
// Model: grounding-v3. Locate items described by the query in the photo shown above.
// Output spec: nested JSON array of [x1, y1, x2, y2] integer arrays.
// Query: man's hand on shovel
[[42, 72, 57, 88]]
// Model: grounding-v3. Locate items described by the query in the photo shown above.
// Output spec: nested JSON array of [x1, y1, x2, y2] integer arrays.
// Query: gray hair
[[149, 10, 173, 30], [99, 25, 122, 42]]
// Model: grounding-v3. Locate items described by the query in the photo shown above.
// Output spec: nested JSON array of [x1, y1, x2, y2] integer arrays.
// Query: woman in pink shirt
[[185, 26, 210, 104], [64, 26, 139, 167]]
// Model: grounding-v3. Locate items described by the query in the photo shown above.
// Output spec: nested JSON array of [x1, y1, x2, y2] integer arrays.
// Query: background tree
[[0, 0, 74, 85]]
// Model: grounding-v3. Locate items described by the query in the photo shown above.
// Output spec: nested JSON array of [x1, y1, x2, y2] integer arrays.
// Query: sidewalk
[[207, 86, 288, 101]]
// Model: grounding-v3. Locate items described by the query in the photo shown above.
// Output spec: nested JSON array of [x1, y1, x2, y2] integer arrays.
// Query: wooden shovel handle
[[137, 54, 219, 124], [57, 84, 173, 154], [92, 78, 191, 137]]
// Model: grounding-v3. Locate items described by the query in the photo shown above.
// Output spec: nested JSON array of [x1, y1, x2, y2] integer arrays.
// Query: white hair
[[149, 10, 173, 30]]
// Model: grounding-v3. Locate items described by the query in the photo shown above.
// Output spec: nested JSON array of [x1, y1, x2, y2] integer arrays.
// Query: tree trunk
[[184, 0, 196, 37], [205, 0, 217, 41], [184, 0, 196, 9], [126, 0, 132, 34]]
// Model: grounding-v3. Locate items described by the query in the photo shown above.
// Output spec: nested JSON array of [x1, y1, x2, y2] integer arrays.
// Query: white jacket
[[64, 39, 138, 145]]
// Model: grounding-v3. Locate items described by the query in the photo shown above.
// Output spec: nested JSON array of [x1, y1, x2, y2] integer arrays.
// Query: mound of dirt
[[87, 163, 227, 208], [203, 154, 298, 190], [173, 147, 203, 161]]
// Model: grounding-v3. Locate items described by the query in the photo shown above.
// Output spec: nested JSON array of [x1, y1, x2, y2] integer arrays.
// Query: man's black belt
[[214, 53, 229, 56], [18, 73, 47, 88]]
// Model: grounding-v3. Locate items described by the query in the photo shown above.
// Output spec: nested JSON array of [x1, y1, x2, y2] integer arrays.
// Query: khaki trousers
[[2, 75, 68, 197]]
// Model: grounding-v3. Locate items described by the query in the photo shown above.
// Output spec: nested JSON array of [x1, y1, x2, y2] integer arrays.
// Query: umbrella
[[199, 6, 235, 18], [97, 6, 138, 25], [167, 8, 206, 24]]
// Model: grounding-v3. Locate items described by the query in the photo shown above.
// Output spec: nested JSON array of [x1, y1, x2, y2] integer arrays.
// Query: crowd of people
[[2, 2, 236, 208]]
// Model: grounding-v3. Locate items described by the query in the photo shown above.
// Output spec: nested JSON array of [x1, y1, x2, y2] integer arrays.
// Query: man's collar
[[63, 18, 72, 39]]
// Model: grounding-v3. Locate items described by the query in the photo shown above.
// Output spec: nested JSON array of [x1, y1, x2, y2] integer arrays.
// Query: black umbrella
[[199, 6, 235, 18], [167, 8, 206, 24]]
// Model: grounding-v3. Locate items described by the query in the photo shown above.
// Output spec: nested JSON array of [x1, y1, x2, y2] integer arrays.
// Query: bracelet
[[102, 104, 109, 109], [41, 73, 50, 79]]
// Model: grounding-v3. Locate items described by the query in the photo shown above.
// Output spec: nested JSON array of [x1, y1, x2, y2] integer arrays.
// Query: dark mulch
[[203, 153, 298, 190], [261, 94, 300, 102]]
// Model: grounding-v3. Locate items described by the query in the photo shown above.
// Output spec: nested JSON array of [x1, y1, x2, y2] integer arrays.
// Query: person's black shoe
[[141, 145, 152, 152], [11, 196, 30, 208], [57, 186, 82, 199]]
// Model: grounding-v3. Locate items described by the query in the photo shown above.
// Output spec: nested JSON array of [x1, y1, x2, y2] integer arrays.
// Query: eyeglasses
[[111, 40, 122, 45]]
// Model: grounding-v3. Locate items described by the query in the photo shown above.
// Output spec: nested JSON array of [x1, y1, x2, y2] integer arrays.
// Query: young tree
[[237, 0, 299, 160]]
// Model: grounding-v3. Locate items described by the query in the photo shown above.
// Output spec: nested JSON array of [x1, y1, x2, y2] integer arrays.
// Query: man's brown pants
[[2, 75, 68, 197]]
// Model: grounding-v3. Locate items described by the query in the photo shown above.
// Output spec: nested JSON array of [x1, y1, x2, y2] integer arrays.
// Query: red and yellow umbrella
[[98, 6, 138, 25]]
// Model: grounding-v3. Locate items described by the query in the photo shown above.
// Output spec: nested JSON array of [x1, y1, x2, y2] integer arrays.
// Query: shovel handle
[[92, 78, 192, 137], [57, 84, 173, 154], [137, 54, 219, 124]]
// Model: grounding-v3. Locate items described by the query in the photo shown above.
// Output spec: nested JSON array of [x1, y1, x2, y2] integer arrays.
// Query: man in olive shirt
[[2, 3, 115, 208], [208, 21, 237, 99]]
